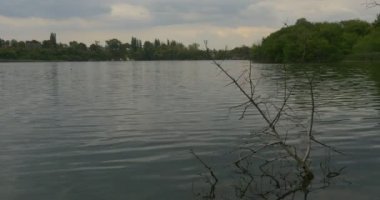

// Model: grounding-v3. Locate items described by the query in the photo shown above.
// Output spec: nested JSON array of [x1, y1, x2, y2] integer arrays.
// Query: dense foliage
[[1, 15, 379, 62], [0, 33, 251, 61], [252, 16, 380, 63]]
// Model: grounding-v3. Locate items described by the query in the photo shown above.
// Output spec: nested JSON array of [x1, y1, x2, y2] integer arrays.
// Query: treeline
[[0, 34, 251, 61], [1, 15, 379, 62], [252, 15, 380, 63]]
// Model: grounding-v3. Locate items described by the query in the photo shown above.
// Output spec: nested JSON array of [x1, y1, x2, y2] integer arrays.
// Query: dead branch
[[302, 73, 315, 163], [192, 42, 344, 199], [311, 137, 345, 155], [205, 41, 312, 176], [190, 149, 218, 199]]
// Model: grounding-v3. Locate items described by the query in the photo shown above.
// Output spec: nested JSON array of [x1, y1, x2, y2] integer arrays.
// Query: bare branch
[[311, 137, 345, 155], [190, 149, 218, 199], [197, 42, 345, 199], [302, 73, 315, 163], [235, 142, 282, 164], [276, 187, 302, 200], [249, 60, 255, 97], [229, 100, 251, 110], [205, 41, 312, 176]]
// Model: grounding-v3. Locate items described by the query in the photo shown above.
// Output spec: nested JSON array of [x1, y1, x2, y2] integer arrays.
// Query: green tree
[[373, 13, 380, 27], [106, 38, 126, 60], [143, 41, 154, 60], [251, 18, 372, 63], [353, 28, 380, 53]]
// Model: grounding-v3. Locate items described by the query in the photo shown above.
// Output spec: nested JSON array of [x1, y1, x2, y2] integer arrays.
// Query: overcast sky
[[0, 0, 378, 48]]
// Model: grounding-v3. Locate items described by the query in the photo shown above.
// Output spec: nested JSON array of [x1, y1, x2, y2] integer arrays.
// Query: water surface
[[0, 61, 379, 199]]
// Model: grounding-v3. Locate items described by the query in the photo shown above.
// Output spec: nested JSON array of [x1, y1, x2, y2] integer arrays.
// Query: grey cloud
[[0, 0, 378, 42], [0, 0, 261, 27], [147, 0, 250, 14], [129, 0, 259, 26], [101, 0, 378, 30], [138, 0, 284, 28], [0, 0, 110, 19]]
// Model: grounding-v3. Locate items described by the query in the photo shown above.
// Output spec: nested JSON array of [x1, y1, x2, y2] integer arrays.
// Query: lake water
[[0, 61, 379, 200]]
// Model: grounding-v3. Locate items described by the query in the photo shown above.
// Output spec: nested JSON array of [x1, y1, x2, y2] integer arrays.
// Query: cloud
[[0, 15, 96, 28], [110, 3, 151, 21], [0, 0, 110, 19], [243, 0, 378, 25], [143, 0, 253, 26]]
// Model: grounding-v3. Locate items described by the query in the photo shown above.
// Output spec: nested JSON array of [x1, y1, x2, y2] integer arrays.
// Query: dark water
[[0, 61, 379, 200]]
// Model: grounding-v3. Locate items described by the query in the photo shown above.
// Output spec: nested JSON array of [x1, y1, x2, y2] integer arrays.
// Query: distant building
[[50, 33, 57, 46]]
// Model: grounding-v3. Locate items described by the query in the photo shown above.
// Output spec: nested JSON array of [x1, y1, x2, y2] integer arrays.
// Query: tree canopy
[[252, 17, 380, 63], [0, 32, 254, 61]]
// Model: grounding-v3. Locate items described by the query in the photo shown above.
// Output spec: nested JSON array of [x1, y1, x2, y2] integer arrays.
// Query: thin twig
[[190, 149, 218, 199], [311, 137, 345, 155]]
